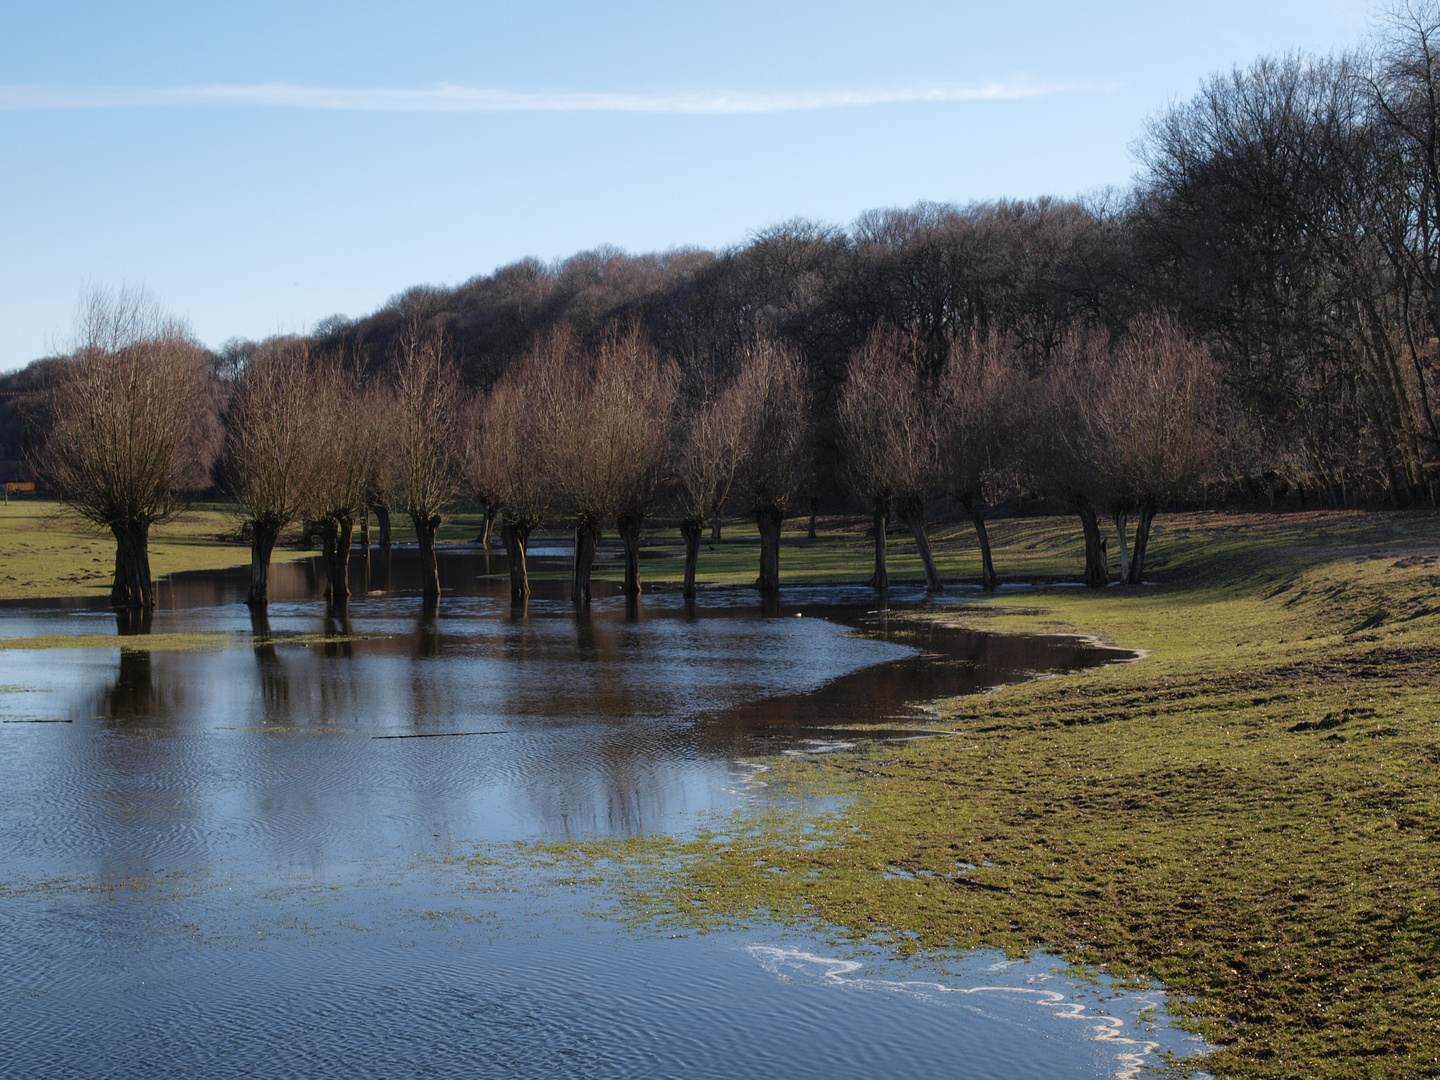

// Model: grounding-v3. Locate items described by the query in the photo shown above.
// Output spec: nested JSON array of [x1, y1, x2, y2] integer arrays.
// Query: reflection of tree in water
[[415, 598, 440, 658], [250, 608, 294, 722], [100, 649, 158, 719], [324, 603, 353, 659]]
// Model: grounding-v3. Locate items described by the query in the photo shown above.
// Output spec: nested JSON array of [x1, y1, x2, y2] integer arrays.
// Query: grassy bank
[[518, 510, 1440, 1078], [0, 500, 318, 602]]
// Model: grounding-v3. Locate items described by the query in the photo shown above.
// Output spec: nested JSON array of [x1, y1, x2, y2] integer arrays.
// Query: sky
[[0, 0, 1377, 370]]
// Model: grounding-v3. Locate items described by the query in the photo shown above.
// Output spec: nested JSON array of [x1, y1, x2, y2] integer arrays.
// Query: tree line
[[17, 7, 1440, 608]]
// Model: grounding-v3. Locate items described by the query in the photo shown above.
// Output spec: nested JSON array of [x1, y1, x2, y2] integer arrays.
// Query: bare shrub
[[37, 288, 216, 608]]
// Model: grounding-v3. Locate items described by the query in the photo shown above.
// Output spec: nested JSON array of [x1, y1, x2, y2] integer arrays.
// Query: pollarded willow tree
[[395, 321, 463, 599], [836, 323, 945, 593], [478, 353, 551, 601], [941, 328, 1018, 591], [732, 339, 811, 599], [540, 324, 679, 603], [38, 288, 216, 609], [1076, 314, 1221, 584], [310, 360, 374, 602], [600, 326, 678, 598], [673, 381, 750, 600], [223, 337, 321, 606], [1030, 330, 1116, 587]]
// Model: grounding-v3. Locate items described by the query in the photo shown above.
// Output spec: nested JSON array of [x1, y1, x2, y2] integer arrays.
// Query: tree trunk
[[756, 505, 783, 598], [374, 502, 392, 560], [246, 520, 280, 607], [414, 511, 442, 598], [869, 498, 889, 592], [320, 520, 336, 596], [711, 514, 723, 544], [1076, 501, 1109, 587], [326, 513, 354, 601], [1113, 509, 1131, 585], [1128, 500, 1157, 585], [807, 497, 818, 540], [110, 518, 155, 609], [504, 521, 532, 600], [681, 518, 702, 600], [961, 494, 999, 591], [618, 514, 643, 598], [572, 521, 601, 604], [360, 510, 371, 577], [896, 498, 942, 592], [478, 505, 496, 548]]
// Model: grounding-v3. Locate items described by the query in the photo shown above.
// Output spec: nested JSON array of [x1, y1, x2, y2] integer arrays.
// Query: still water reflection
[[0, 546, 1197, 1078]]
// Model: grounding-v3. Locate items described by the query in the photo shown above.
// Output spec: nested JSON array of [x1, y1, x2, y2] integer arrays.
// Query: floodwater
[[0, 544, 1207, 1078]]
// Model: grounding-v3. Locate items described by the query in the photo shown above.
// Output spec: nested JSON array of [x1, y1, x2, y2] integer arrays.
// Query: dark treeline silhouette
[[15, 9, 1440, 608]]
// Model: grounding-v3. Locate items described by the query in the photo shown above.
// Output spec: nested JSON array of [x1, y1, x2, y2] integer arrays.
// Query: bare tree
[[223, 337, 320, 606], [479, 355, 551, 600], [602, 326, 678, 597], [1030, 331, 1115, 587], [309, 360, 372, 602], [36, 288, 216, 608], [837, 324, 945, 592], [941, 328, 1018, 590], [396, 321, 462, 598], [1078, 315, 1221, 583], [732, 339, 811, 598], [673, 384, 749, 599]]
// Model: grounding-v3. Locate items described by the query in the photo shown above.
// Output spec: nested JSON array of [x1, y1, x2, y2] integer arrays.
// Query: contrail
[[0, 80, 1109, 114]]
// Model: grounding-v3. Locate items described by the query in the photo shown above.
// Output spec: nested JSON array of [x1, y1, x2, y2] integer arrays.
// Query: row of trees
[[38, 285, 1223, 610]]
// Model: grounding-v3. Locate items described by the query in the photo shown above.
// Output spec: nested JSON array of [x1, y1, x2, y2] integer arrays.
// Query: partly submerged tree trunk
[[246, 519, 280, 607], [618, 514, 643, 598], [1128, 500, 1157, 585], [1075, 500, 1109, 587], [504, 521, 533, 600], [360, 510, 372, 577], [961, 494, 999, 591], [374, 502, 392, 560], [756, 505, 784, 598], [896, 498, 942, 592], [413, 511, 442, 598], [478, 504, 496, 548], [1113, 509, 1131, 585], [325, 513, 354, 602], [681, 518, 703, 600], [110, 518, 155, 609], [571, 521, 601, 604], [869, 498, 890, 592]]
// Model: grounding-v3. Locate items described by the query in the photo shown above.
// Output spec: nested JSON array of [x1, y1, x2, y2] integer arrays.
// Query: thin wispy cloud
[[0, 80, 1108, 114]]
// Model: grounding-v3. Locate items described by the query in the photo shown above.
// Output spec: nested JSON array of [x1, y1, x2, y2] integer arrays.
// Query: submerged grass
[[482, 509, 1440, 1078]]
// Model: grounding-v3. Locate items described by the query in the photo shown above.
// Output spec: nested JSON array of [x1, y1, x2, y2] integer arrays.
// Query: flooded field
[[0, 545, 1205, 1077]]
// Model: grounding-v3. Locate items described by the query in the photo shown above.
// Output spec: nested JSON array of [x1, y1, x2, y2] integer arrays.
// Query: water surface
[[0, 545, 1201, 1078]]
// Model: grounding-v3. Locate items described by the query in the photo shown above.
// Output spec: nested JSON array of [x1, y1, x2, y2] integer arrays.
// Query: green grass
[[0, 499, 310, 601]]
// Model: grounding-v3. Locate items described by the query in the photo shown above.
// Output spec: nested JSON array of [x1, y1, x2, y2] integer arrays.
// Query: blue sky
[[0, 0, 1374, 370]]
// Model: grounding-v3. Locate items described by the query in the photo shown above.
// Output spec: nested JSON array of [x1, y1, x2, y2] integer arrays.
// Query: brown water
[[0, 544, 1204, 1079]]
